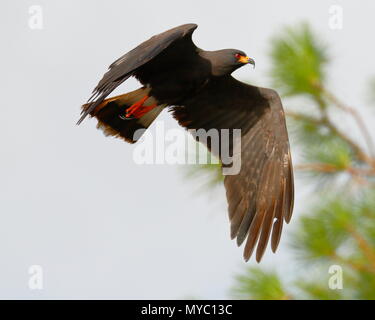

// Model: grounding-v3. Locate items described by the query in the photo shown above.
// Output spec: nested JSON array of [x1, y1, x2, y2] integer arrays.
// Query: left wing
[[78, 24, 198, 124], [172, 76, 294, 262]]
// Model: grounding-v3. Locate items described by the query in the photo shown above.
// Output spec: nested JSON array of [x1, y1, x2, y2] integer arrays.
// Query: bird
[[78, 23, 294, 262]]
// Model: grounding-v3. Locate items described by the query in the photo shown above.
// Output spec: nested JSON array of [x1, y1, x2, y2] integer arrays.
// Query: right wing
[[172, 76, 294, 262]]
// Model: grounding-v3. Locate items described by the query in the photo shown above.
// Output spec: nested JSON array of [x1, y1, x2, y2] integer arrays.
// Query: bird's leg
[[121, 95, 157, 120], [131, 104, 158, 118], [125, 95, 149, 116]]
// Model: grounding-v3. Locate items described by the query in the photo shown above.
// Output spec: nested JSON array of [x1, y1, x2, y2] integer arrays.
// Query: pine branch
[[295, 163, 375, 185], [286, 111, 374, 168], [318, 85, 375, 160]]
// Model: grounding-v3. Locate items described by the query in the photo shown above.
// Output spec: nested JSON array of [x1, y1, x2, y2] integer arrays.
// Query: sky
[[1, 0, 375, 299]]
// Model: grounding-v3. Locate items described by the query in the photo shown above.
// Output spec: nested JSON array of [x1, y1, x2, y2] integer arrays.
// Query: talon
[[119, 114, 135, 120]]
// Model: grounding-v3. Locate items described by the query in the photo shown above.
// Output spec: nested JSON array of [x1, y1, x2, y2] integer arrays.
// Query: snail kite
[[78, 24, 294, 262]]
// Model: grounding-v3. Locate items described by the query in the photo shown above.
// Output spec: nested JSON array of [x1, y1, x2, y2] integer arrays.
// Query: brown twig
[[347, 227, 375, 271], [295, 163, 372, 186], [321, 87, 375, 159], [286, 111, 375, 168], [310, 82, 375, 164], [331, 252, 375, 274], [295, 163, 375, 176]]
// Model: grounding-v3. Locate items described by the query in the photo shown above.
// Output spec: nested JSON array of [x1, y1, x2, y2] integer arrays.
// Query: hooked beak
[[238, 55, 255, 68], [247, 57, 255, 68]]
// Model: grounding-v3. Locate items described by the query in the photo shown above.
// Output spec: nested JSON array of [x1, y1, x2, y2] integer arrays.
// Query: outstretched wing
[[172, 76, 294, 262], [77, 23, 198, 124]]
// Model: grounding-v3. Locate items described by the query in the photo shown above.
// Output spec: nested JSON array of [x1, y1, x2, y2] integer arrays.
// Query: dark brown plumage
[[78, 24, 294, 262]]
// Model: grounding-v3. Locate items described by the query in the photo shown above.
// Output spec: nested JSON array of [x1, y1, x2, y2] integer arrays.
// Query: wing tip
[[76, 114, 86, 126], [77, 102, 94, 125], [183, 23, 198, 30]]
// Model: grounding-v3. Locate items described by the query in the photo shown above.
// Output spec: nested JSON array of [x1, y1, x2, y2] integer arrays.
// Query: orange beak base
[[238, 55, 255, 68]]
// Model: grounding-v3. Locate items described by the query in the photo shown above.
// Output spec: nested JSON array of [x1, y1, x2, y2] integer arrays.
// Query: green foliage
[[270, 23, 328, 101], [295, 279, 344, 300], [291, 197, 357, 262], [305, 138, 352, 169], [288, 114, 329, 144], [301, 137, 354, 186], [231, 268, 288, 300]]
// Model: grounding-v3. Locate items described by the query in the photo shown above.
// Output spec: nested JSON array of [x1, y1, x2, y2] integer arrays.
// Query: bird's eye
[[235, 53, 241, 59]]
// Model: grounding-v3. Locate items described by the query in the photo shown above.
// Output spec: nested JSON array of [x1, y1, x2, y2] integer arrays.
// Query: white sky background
[[1, 0, 375, 299]]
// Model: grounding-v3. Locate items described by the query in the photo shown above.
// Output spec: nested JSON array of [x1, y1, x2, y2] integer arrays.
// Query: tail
[[80, 87, 166, 143]]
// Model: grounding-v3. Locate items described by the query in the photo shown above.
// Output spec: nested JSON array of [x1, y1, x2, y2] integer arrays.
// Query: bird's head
[[201, 49, 255, 76]]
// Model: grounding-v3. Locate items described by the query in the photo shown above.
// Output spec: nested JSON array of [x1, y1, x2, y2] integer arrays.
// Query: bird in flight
[[78, 24, 294, 262]]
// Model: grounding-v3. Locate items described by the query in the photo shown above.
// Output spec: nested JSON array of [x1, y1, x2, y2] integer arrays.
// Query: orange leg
[[120, 95, 158, 120], [122, 95, 158, 120], [125, 95, 149, 117], [131, 104, 158, 118]]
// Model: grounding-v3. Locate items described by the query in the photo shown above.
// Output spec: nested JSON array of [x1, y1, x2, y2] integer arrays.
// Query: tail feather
[[81, 87, 165, 143]]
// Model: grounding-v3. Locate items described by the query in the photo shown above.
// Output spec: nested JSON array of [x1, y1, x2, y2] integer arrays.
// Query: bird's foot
[[119, 114, 135, 120], [120, 95, 157, 120]]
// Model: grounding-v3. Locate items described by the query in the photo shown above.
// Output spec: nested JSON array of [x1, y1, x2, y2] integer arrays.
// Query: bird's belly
[[139, 68, 210, 106]]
